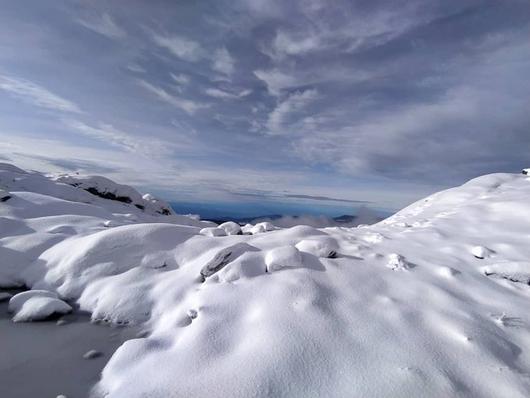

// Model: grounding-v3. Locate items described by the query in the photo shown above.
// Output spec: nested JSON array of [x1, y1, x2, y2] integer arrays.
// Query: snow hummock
[[2, 162, 530, 397], [8, 290, 72, 322], [218, 221, 242, 235]]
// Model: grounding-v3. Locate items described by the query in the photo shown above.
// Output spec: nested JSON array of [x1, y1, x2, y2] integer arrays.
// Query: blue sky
[[0, 0, 529, 215]]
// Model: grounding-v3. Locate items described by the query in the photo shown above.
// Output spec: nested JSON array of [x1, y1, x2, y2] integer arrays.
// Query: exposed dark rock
[[83, 187, 132, 204]]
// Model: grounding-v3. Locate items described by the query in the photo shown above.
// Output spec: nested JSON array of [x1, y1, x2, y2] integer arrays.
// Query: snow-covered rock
[[386, 253, 409, 271], [199, 227, 227, 237], [295, 237, 339, 258], [264, 245, 302, 272], [471, 245, 493, 259], [8, 290, 72, 322], [249, 221, 276, 234], [218, 221, 242, 235], [54, 174, 174, 216]]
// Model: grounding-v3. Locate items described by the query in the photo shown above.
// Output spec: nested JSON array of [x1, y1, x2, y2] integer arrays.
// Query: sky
[[0, 0, 529, 216]]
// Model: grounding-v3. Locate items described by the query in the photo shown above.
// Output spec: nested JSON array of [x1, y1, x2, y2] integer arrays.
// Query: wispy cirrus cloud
[[152, 34, 204, 62], [212, 47, 235, 76], [205, 87, 251, 99], [266, 89, 318, 134], [0, 74, 82, 113], [76, 13, 126, 39], [137, 79, 208, 114]]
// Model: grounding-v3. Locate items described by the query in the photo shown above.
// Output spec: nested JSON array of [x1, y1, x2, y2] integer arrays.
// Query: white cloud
[[137, 80, 207, 114], [253, 69, 300, 96], [170, 73, 190, 85], [76, 13, 126, 39], [63, 119, 175, 157], [267, 89, 318, 133], [212, 47, 235, 76], [152, 34, 204, 62], [127, 64, 146, 73], [0, 74, 82, 113], [268, 30, 322, 59], [205, 87, 251, 99]]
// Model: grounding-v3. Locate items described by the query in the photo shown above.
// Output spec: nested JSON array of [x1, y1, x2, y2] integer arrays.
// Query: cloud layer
[[0, 0, 529, 211]]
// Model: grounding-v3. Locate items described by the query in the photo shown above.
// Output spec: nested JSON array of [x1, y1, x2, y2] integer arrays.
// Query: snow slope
[[1, 163, 530, 397]]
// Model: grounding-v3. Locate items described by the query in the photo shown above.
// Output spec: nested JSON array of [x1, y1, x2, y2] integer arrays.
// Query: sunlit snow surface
[[1, 163, 530, 397]]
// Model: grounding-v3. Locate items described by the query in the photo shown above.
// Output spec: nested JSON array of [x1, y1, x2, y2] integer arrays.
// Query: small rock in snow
[[187, 309, 198, 319], [522, 168, 530, 175], [387, 254, 409, 271], [471, 246, 492, 259], [83, 349, 103, 359], [0, 189, 11, 202]]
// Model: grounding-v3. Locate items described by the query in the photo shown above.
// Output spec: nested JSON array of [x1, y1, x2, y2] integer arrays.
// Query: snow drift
[[1, 163, 530, 397]]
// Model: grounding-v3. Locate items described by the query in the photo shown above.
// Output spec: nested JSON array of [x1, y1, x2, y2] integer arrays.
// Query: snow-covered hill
[[1, 163, 530, 397]]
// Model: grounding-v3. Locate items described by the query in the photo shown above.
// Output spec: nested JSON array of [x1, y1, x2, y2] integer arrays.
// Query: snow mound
[[265, 245, 302, 272], [8, 290, 72, 322], [295, 236, 339, 258], [199, 227, 227, 237], [218, 221, 242, 235]]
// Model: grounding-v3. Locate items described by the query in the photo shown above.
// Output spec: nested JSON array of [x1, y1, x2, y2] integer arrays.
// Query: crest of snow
[[199, 227, 227, 237], [8, 290, 71, 322]]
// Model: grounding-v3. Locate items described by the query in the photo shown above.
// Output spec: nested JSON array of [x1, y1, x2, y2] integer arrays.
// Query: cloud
[[205, 87, 251, 99], [231, 189, 369, 204], [137, 80, 207, 114], [170, 73, 190, 85], [64, 119, 175, 157], [212, 47, 235, 76], [0, 74, 82, 113], [266, 89, 318, 133], [268, 30, 323, 59], [127, 64, 146, 73], [76, 13, 126, 39], [253, 69, 299, 96], [152, 34, 204, 62]]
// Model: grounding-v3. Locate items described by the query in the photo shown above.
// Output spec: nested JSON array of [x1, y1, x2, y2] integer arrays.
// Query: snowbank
[[2, 163, 530, 397], [8, 290, 72, 322]]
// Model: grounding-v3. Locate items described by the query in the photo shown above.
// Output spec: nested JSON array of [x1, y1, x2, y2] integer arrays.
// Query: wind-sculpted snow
[[1, 163, 530, 397]]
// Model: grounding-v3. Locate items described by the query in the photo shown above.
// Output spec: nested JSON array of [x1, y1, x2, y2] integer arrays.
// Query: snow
[[199, 226, 227, 237], [264, 245, 303, 272], [2, 162, 530, 397], [8, 290, 72, 322], [218, 221, 242, 235]]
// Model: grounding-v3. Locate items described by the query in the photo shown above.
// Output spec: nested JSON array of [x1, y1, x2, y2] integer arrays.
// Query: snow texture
[[2, 163, 530, 397]]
